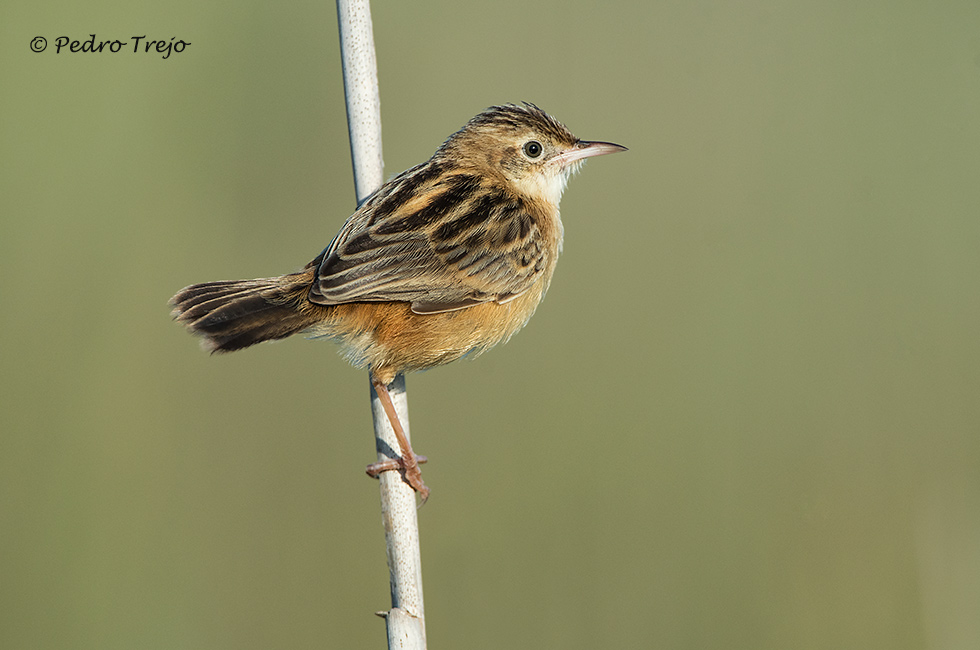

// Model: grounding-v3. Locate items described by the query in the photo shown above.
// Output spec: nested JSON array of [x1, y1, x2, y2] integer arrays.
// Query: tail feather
[[174, 281, 269, 314], [170, 273, 321, 353]]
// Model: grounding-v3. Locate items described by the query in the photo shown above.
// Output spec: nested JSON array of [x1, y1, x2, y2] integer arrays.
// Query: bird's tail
[[170, 271, 323, 353]]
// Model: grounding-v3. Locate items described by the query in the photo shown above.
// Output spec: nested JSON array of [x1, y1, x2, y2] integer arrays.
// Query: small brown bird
[[171, 103, 625, 500]]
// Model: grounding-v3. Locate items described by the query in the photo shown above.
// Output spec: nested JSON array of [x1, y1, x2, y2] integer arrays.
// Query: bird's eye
[[522, 140, 543, 159]]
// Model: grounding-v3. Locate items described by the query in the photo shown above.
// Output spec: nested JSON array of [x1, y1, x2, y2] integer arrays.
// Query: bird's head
[[439, 103, 627, 205]]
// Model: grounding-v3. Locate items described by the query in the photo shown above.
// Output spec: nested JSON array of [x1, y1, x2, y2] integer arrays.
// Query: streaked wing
[[308, 163, 546, 313]]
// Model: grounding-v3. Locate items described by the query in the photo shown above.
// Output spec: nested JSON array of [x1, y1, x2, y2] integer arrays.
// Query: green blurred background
[[2, 1, 979, 648]]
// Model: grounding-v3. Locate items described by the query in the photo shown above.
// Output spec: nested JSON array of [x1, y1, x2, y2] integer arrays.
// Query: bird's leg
[[366, 376, 430, 502]]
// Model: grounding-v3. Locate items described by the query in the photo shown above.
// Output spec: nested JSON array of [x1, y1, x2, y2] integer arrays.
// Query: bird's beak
[[555, 140, 628, 168]]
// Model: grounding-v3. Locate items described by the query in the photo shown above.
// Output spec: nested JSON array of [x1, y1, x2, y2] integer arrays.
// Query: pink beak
[[556, 140, 628, 168]]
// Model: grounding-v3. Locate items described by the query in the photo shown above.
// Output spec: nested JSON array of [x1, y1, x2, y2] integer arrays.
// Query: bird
[[170, 103, 626, 501]]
